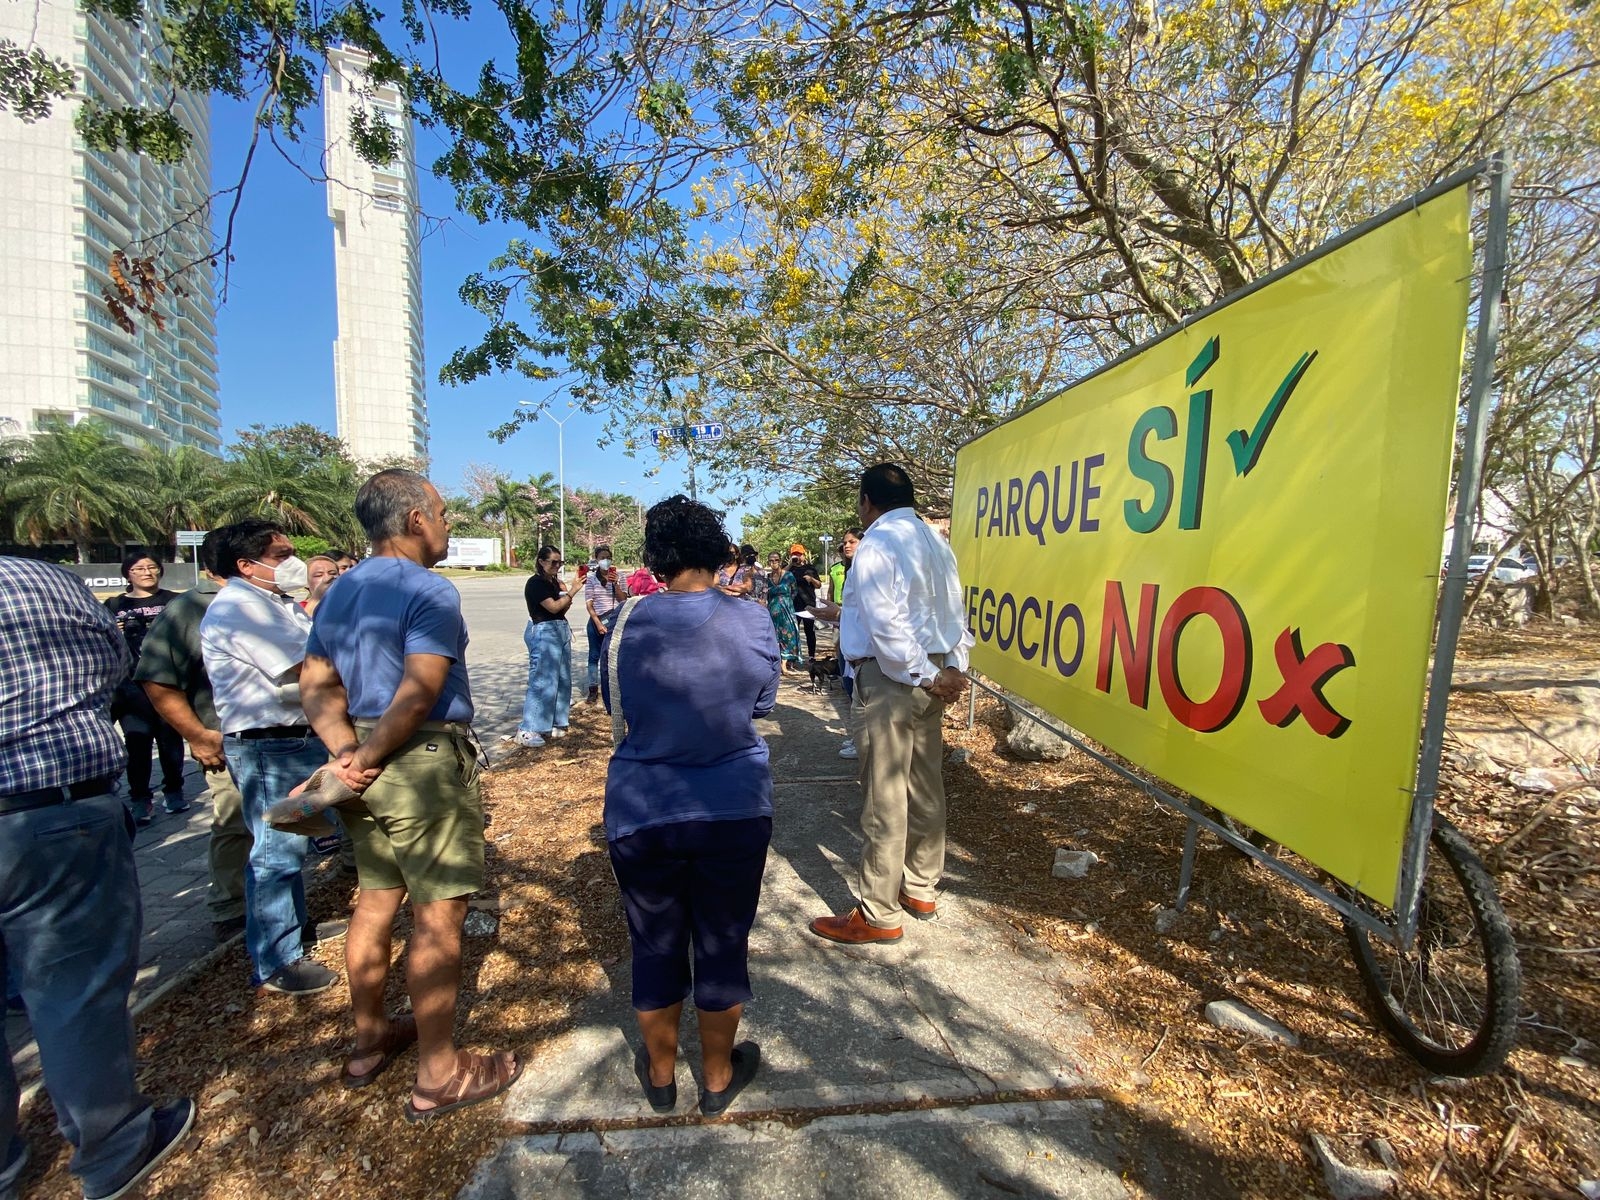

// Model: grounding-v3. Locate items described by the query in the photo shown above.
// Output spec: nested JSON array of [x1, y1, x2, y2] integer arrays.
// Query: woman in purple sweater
[[602, 496, 780, 1118]]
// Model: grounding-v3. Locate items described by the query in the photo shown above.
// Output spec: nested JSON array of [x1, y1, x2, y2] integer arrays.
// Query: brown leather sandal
[[403, 1050, 522, 1122], [342, 1014, 418, 1089]]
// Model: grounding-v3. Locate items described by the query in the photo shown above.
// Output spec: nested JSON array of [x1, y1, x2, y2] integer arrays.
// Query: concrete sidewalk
[[462, 680, 1134, 1200]]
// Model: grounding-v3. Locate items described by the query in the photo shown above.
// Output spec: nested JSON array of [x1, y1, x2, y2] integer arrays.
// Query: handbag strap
[[607, 595, 642, 748]]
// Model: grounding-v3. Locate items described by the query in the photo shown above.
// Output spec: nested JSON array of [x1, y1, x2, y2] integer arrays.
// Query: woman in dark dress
[[603, 497, 779, 1118], [104, 552, 187, 825]]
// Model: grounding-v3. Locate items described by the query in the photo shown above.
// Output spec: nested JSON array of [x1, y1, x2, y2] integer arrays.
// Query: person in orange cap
[[785, 543, 822, 663]]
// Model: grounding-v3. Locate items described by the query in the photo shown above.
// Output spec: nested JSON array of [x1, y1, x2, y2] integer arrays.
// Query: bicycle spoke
[[1346, 818, 1520, 1075]]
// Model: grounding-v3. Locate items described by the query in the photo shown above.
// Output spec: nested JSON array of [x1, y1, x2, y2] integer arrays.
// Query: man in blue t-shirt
[[302, 470, 520, 1119]]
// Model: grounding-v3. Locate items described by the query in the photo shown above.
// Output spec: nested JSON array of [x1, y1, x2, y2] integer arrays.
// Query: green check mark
[[1225, 350, 1319, 477]]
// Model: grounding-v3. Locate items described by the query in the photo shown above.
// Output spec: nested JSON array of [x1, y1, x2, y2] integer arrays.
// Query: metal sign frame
[[649, 422, 725, 446], [956, 154, 1511, 950]]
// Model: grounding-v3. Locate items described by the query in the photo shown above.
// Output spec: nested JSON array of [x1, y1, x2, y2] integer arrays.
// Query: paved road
[[6, 573, 553, 1071], [453, 573, 592, 749]]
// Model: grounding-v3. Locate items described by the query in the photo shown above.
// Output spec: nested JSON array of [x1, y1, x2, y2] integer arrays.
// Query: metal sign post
[[176, 529, 207, 565], [1396, 152, 1513, 945], [649, 423, 725, 502]]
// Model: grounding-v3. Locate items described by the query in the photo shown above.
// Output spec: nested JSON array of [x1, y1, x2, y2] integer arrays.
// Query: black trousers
[[123, 722, 186, 800], [609, 816, 771, 1012]]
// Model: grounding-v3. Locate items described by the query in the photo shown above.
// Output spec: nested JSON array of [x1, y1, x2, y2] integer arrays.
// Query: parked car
[[1466, 554, 1534, 584]]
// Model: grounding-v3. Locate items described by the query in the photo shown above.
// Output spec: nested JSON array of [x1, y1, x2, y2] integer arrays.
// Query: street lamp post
[[518, 397, 580, 564]]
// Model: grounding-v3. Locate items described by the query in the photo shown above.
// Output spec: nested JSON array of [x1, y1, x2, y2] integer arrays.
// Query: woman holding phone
[[509, 546, 584, 748]]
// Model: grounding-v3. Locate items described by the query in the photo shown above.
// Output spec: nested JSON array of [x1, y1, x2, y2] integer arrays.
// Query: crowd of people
[[0, 460, 970, 1197], [510, 533, 853, 748]]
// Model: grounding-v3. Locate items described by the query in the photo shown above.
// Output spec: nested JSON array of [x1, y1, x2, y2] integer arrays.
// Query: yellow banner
[[952, 189, 1472, 905]]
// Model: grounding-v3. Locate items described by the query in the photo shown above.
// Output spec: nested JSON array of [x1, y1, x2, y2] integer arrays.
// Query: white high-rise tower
[[324, 46, 428, 464], [0, 0, 222, 451]]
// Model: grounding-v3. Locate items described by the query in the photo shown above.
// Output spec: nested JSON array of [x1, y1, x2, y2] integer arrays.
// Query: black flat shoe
[[634, 1046, 677, 1113], [699, 1041, 760, 1118]]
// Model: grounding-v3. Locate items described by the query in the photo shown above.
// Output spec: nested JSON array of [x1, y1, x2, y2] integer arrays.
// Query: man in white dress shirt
[[811, 464, 972, 944], [200, 519, 340, 996]]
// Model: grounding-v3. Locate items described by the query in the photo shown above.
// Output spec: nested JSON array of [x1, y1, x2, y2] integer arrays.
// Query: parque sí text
[[971, 337, 1320, 544], [963, 336, 1353, 738]]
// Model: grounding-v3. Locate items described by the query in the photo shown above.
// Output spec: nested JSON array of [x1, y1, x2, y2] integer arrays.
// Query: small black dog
[[805, 655, 841, 691]]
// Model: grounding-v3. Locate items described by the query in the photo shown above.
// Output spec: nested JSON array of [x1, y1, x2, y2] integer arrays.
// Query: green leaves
[[0, 40, 75, 122], [637, 80, 690, 136], [74, 105, 192, 163], [349, 106, 402, 167]]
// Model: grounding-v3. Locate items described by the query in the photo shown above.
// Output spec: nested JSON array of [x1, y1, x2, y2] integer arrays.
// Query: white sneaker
[[513, 730, 546, 748], [549, 727, 568, 739], [838, 740, 858, 760]]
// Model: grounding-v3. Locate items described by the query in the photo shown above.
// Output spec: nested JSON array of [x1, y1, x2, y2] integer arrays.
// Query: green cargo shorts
[[344, 724, 485, 903]]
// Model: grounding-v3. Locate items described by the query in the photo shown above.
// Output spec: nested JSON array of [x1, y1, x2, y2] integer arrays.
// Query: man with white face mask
[[200, 519, 341, 995]]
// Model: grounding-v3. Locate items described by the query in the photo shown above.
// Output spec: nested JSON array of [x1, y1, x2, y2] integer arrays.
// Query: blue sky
[[207, 66, 752, 524]]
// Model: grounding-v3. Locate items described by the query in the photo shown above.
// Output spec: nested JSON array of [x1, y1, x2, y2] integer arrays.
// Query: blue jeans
[[0, 792, 153, 1199], [586, 608, 619, 691], [520, 619, 572, 735], [224, 732, 328, 985]]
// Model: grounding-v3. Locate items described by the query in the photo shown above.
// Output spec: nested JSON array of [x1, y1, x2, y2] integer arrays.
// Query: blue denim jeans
[[520, 619, 572, 735], [586, 607, 619, 691], [0, 792, 153, 1200], [224, 732, 328, 985]]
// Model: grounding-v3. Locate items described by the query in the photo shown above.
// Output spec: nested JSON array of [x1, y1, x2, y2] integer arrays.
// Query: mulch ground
[[16, 703, 629, 1200], [940, 620, 1599, 1199], [14, 624, 1598, 1199]]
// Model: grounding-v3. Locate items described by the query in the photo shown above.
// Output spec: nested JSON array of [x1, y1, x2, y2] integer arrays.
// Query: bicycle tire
[[1344, 816, 1521, 1076]]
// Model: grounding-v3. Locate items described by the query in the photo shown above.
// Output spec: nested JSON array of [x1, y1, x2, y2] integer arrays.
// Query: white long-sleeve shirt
[[200, 578, 311, 734], [839, 506, 973, 688]]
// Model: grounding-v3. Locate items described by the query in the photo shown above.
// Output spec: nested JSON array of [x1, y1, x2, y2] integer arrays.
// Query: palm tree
[[137, 444, 223, 552], [210, 445, 359, 546], [527, 470, 559, 552], [476, 476, 537, 566], [6, 420, 144, 562]]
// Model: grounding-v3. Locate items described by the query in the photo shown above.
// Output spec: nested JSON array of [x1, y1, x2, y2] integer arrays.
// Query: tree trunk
[[1574, 539, 1600, 618]]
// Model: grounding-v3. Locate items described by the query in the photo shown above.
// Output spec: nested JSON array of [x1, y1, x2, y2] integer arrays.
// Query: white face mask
[[596, 558, 611, 571], [257, 555, 310, 594]]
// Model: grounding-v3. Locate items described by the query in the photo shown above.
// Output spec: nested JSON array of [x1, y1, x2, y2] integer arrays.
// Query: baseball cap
[[789, 543, 806, 556]]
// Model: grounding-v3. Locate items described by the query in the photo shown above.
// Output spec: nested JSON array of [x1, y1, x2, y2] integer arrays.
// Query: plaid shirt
[[0, 558, 129, 794]]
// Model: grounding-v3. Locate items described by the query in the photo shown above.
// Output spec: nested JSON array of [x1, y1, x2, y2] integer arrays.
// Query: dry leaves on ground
[[941, 620, 1599, 1199], [15, 624, 1598, 1199], [17, 705, 627, 1200]]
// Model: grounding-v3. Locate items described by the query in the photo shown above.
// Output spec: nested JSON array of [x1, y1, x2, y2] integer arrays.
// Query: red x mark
[[1257, 627, 1355, 738]]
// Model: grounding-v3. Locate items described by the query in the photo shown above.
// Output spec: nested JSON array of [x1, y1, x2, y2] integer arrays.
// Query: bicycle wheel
[[1344, 817, 1521, 1076]]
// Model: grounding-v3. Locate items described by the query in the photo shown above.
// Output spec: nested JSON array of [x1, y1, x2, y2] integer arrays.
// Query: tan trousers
[[852, 659, 947, 928], [204, 765, 253, 921]]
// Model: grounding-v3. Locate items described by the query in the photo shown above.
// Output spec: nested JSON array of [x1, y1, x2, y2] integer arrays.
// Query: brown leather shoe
[[809, 908, 902, 944], [899, 890, 937, 920]]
